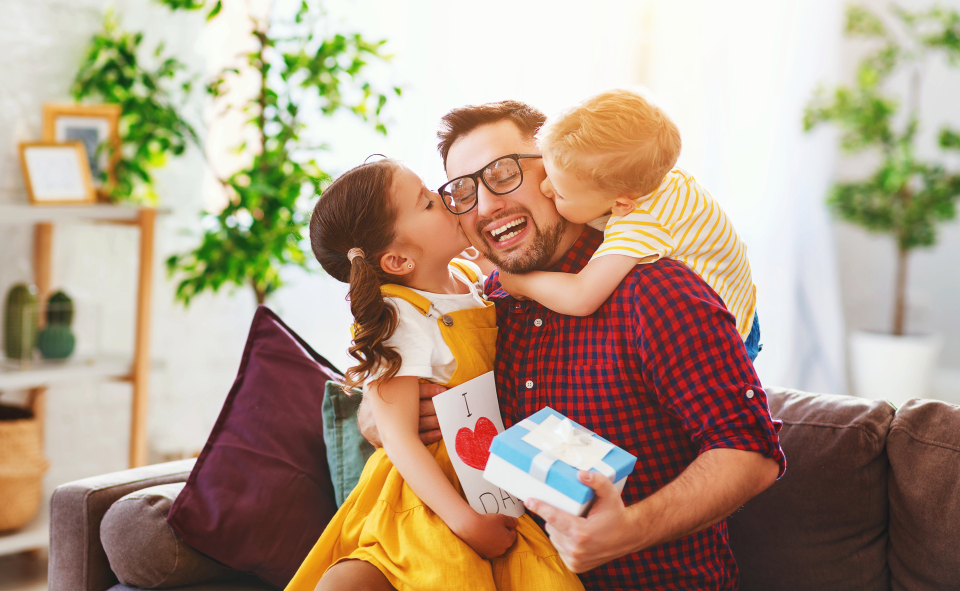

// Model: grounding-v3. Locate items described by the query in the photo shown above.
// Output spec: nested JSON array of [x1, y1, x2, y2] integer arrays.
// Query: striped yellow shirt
[[590, 168, 756, 339]]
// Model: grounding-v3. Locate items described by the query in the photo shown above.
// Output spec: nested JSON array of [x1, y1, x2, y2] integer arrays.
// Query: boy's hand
[[456, 512, 519, 558], [497, 271, 530, 301]]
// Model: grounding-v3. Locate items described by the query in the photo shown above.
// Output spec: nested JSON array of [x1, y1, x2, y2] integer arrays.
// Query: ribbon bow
[[539, 419, 596, 466]]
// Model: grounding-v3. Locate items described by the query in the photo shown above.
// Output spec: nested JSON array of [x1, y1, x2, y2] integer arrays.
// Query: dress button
[[746, 389, 755, 399], [525, 380, 534, 389], [534, 318, 543, 327]]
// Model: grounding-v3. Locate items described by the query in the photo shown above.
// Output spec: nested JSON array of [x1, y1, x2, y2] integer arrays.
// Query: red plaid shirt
[[487, 229, 785, 591]]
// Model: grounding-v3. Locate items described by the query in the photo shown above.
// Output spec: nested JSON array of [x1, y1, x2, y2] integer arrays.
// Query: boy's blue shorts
[[745, 311, 762, 362]]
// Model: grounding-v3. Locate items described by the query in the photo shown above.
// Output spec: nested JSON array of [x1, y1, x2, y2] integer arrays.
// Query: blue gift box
[[482, 407, 637, 516]]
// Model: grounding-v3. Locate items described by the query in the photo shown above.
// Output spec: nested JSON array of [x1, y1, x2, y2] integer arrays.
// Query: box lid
[[489, 407, 637, 503]]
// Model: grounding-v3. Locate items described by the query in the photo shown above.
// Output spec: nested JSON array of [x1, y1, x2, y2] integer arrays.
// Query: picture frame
[[18, 141, 97, 205], [42, 103, 121, 200]]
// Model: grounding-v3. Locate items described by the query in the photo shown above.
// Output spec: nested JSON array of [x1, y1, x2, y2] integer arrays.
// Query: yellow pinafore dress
[[286, 262, 583, 591]]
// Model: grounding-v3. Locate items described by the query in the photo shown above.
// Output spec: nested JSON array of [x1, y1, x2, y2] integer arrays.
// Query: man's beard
[[475, 213, 567, 274]]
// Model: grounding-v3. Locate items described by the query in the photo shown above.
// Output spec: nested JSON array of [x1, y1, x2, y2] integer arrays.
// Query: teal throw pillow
[[322, 381, 376, 506]]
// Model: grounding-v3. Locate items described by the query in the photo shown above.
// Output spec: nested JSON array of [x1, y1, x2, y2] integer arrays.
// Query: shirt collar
[[550, 227, 604, 275]]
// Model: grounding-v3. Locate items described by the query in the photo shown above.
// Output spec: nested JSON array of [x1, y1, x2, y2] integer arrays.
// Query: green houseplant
[[804, 4, 960, 402], [164, 0, 400, 305], [72, 10, 199, 204]]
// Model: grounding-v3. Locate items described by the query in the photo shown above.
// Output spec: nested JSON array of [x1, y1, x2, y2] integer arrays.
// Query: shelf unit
[[0, 203, 156, 555]]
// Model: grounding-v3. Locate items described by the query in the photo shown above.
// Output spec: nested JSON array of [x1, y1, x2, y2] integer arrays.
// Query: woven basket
[[0, 404, 49, 532]]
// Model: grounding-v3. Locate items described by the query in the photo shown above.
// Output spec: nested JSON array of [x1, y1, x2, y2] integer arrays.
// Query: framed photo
[[18, 141, 97, 205], [42, 103, 121, 199]]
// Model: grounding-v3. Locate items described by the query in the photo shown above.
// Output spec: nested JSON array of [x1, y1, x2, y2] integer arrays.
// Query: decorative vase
[[37, 325, 76, 360], [3, 284, 39, 361], [850, 331, 943, 408], [38, 290, 76, 360]]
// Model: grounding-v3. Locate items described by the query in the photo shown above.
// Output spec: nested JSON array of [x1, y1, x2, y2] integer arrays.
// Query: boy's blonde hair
[[538, 88, 681, 196]]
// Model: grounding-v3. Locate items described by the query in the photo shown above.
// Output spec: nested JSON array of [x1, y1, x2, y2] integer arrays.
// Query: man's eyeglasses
[[437, 154, 542, 215]]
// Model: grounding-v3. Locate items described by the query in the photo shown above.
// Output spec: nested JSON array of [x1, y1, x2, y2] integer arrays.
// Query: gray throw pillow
[[101, 482, 239, 588], [322, 381, 376, 506]]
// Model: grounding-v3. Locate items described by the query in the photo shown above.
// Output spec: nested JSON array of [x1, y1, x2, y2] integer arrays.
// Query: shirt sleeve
[[592, 208, 676, 264], [632, 260, 786, 477], [374, 298, 438, 380]]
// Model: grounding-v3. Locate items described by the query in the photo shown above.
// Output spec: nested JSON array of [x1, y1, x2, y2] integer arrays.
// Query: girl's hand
[[455, 512, 519, 558]]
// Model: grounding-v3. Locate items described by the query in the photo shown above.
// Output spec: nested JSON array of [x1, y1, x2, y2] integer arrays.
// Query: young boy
[[498, 88, 761, 360]]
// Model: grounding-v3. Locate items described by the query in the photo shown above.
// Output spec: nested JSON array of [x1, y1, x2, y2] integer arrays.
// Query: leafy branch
[[71, 10, 199, 204], [163, 0, 401, 305]]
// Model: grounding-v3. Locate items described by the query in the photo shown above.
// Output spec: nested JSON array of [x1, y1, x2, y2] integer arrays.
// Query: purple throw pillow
[[167, 306, 343, 589]]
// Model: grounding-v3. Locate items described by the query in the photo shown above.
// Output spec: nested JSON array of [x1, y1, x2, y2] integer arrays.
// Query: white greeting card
[[433, 371, 525, 518]]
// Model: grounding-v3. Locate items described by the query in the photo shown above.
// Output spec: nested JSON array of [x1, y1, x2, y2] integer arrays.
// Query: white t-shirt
[[376, 261, 486, 385]]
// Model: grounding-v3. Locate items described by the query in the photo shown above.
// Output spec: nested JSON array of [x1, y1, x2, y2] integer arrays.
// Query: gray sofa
[[49, 387, 960, 591]]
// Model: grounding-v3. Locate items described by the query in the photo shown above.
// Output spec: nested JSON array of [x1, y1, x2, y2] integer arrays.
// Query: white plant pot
[[849, 331, 942, 407]]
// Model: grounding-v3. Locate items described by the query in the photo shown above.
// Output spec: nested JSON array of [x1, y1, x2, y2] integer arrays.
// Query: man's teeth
[[490, 218, 525, 241]]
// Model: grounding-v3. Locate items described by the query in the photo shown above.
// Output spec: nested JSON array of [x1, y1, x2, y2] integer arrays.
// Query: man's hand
[[357, 382, 446, 448], [525, 471, 633, 573], [415, 382, 444, 445]]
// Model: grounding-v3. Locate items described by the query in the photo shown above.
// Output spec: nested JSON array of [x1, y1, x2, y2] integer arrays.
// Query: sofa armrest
[[49, 459, 196, 591]]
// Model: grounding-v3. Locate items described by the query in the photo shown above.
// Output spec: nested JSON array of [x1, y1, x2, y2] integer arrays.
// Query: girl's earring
[[407, 263, 413, 269]]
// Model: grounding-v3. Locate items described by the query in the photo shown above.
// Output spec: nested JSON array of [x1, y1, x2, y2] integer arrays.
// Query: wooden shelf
[[0, 203, 146, 225], [2, 205, 156, 469], [0, 356, 131, 391], [0, 502, 48, 555]]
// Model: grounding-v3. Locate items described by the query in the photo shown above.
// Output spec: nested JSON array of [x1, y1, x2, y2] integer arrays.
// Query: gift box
[[483, 407, 637, 516]]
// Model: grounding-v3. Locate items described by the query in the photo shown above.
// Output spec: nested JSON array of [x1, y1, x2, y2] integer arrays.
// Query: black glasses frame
[[436, 153, 542, 215]]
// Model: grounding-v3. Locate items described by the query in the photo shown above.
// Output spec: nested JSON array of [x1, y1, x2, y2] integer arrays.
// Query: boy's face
[[541, 153, 622, 224]]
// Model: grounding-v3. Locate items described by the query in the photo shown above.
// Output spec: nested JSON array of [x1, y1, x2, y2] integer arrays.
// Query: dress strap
[[380, 284, 432, 316], [449, 259, 479, 283]]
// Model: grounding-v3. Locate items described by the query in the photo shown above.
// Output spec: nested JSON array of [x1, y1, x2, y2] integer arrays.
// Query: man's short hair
[[537, 88, 681, 196], [437, 100, 547, 168]]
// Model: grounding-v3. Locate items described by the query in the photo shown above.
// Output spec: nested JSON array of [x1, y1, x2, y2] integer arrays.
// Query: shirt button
[[534, 318, 543, 327], [746, 389, 755, 399], [525, 380, 534, 389]]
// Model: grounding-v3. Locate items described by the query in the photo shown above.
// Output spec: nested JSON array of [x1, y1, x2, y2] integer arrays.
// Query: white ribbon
[[521, 415, 615, 477]]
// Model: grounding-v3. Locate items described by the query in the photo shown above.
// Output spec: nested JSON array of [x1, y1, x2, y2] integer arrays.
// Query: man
[[364, 100, 785, 590]]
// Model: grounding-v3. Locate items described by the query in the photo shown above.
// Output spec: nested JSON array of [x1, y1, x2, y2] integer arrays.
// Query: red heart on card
[[455, 417, 498, 470]]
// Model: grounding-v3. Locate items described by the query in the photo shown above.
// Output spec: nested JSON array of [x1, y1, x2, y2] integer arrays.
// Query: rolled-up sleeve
[[634, 260, 786, 477]]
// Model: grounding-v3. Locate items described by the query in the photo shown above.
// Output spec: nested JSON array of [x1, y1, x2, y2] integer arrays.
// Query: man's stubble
[[474, 213, 568, 274]]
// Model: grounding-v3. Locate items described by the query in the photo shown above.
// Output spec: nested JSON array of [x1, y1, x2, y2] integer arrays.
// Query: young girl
[[285, 159, 583, 591]]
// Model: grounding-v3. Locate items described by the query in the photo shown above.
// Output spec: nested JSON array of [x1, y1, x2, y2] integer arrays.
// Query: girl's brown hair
[[310, 159, 403, 390]]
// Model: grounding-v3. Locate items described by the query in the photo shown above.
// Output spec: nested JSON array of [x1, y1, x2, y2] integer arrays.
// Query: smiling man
[[432, 100, 786, 590]]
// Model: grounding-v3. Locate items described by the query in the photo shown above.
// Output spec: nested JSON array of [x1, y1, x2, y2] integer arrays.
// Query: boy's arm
[[498, 254, 639, 316]]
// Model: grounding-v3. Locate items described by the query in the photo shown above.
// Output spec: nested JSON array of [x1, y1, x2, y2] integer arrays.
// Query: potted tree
[[805, 5, 960, 404]]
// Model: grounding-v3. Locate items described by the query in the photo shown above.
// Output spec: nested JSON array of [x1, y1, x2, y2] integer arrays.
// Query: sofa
[[48, 386, 960, 591]]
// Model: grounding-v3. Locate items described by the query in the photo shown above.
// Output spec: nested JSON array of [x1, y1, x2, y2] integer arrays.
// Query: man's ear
[[379, 249, 414, 276], [611, 195, 637, 218]]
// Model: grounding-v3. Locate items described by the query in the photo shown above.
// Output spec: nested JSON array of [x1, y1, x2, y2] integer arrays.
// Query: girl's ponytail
[[344, 249, 401, 390], [309, 159, 403, 391]]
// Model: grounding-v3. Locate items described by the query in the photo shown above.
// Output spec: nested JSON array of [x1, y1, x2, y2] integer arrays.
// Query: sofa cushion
[[886, 399, 960, 591], [727, 388, 894, 591], [101, 483, 239, 588], [322, 381, 375, 507], [167, 306, 343, 589]]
